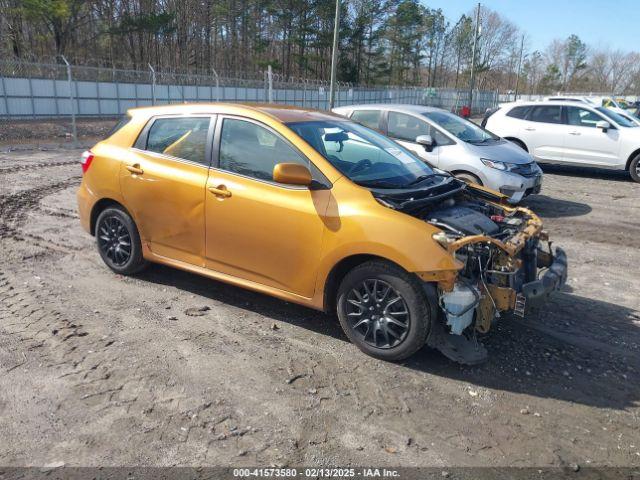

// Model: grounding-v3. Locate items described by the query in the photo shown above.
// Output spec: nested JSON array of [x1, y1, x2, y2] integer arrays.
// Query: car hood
[[464, 139, 534, 165]]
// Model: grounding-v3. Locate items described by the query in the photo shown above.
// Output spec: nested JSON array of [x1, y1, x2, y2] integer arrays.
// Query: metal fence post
[[27, 76, 36, 119], [1, 74, 10, 118], [211, 68, 220, 101], [302, 79, 307, 107], [267, 65, 273, 104], [148, 64, 156, 105], [60, 55, 77, 144], [52, 73, 59, 116], [113, 67, 122, 113], [96, 77, 102, 115]]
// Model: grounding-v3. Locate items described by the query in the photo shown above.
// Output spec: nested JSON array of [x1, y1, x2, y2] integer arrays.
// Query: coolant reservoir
[[441, 283, 479, 335]]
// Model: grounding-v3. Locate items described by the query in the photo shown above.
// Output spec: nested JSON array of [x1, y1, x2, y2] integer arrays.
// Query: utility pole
[[328, 0, 340, 109], [468, 2, 481, 113], [514, 35, 525, 101]]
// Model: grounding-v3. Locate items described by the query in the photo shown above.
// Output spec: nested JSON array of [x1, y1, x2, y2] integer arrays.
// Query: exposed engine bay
[[371, 177, 568, 364]]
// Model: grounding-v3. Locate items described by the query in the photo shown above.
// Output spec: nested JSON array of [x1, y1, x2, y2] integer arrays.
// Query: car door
[[384, 111, 442, 167], [563, 106, 621, 166], [519, 105, 568, 163], [121, 115, 214, 266], [204, 116, 330, 298]]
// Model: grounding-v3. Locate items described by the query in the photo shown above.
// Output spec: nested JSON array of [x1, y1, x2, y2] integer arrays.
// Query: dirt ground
[[0, 145, 639, 472], [0, 118, 116, 147]]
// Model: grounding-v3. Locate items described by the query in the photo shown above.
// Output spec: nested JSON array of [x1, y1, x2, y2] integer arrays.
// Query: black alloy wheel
[[336, 260, 432, 361], [97, 215, 132, 267], [95, 206, 147, 275], [344, 278, 410, 349]]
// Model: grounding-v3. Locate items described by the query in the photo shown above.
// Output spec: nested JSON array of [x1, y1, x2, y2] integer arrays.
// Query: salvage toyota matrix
[[77, 104, 567, 364]]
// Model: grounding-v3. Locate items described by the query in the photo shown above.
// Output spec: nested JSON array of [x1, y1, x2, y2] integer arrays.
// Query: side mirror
[[596, 120, 610, 132], [416, 134, 435, 151], [273, 163, 312, 186]]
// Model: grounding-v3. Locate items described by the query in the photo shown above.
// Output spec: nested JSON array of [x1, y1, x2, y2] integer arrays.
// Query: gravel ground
[[0, 147, 639, 471]]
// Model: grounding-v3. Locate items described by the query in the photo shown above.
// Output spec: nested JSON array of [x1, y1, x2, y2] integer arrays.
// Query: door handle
[[524, 127, 536, 131], [208, 185, 232, 198], [126, 164, 144, 175], [569, 131, 581, 135]]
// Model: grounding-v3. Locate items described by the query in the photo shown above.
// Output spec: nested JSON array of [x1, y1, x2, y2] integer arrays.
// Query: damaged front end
[[373, 178, 568, 364]]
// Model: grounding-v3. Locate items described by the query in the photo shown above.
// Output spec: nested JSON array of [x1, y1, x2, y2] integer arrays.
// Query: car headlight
[[480, 158, 518, 172]]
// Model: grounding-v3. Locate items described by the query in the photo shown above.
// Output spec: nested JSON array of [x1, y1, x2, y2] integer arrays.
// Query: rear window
[[506, 106, 531, 119], [351, 110, 382, 130]]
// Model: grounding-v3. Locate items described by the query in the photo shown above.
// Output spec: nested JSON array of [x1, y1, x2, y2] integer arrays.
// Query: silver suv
[[333, 104, 543, 203]]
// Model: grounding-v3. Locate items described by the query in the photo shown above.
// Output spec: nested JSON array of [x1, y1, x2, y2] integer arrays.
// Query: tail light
[[81, 150, 94, 174]]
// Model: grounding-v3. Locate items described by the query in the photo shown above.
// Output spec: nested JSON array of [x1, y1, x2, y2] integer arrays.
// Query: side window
[[429, 126, 454, 146], [529, 106, 562, 124], [145, 117, 211, 165], [506, 106, 531, 119], [566, 107, 602, 128], [387, 112, 430, 142], [351, 110, 382, 130], [219, 118, 308, 182]]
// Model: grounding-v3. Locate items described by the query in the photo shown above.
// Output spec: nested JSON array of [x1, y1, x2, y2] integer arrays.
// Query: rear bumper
[[76, 183, 93, 234], [521, 247, 568, 306]]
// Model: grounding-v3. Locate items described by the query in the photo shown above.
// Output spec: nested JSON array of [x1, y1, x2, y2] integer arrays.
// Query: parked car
[[332, 104, 542, 204], [545, 96, 595, 105], [77, 103, 567, 364], [542, 97, 640, 127], [600, 97, 632, 116], [483, 100, 640, 182]]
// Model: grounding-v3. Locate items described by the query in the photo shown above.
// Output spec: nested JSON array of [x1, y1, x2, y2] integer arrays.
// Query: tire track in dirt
[[0, 160, 78, 175], [0, 176, 80, 242]]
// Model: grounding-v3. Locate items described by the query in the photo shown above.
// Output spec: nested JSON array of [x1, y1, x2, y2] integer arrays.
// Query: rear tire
[[629, 154, 640, 183], [336, 260, 431, 361], [454, 171, 482, 185], [95, 207, 148, 275]]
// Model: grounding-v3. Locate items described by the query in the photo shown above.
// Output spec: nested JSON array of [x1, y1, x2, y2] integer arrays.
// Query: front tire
[[454, 171, 483, 185], [95, 207, 147, 275], [630, 154, 640, 183], [336, 261, 431, 361]]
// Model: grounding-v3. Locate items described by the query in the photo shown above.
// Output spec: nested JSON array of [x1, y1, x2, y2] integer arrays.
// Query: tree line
[[1, 0, 638, 94]]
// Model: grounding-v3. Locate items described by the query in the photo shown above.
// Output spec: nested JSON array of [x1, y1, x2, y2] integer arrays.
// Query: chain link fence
[[1, 58, 499, 140]]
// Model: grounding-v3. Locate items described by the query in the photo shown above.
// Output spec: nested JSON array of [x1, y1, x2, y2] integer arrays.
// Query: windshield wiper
[[356, 179, 404, 189], [405, 174, 434, 186], [468, 137, 493, 144]]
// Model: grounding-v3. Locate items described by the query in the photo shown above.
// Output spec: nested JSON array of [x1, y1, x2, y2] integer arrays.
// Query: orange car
[[77, 104, 567, 364]]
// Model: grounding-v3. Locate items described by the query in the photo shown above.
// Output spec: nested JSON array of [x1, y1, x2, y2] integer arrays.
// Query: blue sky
[[423, 0, 637, 52]]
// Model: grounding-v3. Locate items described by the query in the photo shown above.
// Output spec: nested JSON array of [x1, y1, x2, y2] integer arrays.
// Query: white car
[[333, 104, 543, 203], [483, 101, 640, 182], [545, 96, 595, 105], [544, 97, 640, 127]]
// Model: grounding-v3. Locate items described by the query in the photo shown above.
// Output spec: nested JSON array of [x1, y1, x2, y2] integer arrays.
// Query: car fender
[[310, 178, 462, 308]]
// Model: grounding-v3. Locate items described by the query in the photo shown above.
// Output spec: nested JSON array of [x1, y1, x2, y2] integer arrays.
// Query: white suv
[[483, 101, 640, 182]]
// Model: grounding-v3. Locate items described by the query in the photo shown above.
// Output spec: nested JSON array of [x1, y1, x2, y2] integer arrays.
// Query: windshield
[[286, 120, 435, 188], [596, 107, 638, 128], [422, 111, 498, 144]]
